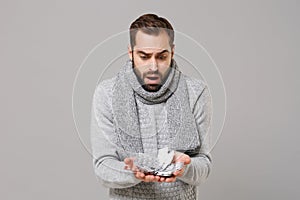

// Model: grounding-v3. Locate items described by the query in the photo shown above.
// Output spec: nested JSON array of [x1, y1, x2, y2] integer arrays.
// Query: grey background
[[1, 0, 299, 199]]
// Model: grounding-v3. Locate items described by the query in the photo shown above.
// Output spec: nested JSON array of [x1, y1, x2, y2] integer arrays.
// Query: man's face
[[128, 30, 174, 92]]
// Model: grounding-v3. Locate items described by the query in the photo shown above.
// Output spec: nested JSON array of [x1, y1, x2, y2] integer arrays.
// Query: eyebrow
[[136, 49, 169, 55]]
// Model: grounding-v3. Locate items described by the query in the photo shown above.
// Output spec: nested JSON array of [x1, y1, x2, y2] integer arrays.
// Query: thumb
[[124, 157, 134, 168], [174, 152, 191, 165], [184, 156, 191, 165]]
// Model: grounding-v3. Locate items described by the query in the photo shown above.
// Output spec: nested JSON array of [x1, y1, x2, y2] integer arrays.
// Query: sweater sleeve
[[177, 85, 212, 186], [90, 83, 141, 188]]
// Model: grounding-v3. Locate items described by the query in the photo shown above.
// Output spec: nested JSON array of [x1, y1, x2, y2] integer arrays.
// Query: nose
[[149, 57, 158, 71]]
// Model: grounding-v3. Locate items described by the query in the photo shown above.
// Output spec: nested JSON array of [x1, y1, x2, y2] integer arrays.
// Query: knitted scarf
[[112, 59, 200, 154]]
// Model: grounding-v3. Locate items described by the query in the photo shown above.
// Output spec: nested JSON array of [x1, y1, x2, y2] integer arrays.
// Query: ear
[[127, 45, 133, 60], [171, 44, 175, 58]]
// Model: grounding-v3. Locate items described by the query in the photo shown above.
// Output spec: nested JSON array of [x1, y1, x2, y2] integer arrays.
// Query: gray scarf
[[112, 59, 200, 155]]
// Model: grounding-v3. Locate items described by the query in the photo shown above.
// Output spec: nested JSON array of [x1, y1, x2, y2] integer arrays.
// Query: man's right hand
[[124, 157, 161, 182]]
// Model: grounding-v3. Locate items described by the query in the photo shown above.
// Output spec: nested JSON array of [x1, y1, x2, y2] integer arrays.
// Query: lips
[[147, 76, 159, 80], [145, 76, 160, 84]]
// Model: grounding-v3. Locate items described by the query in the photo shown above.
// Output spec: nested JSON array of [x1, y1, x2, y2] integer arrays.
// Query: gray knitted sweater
[[90, 75, 212, 200]]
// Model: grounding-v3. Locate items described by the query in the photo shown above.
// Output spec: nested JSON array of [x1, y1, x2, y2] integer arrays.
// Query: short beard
[[142, 84, 162, 92]]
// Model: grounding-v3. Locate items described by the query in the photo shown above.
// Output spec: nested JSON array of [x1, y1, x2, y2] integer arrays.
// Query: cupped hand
[[124, 157, 161, 182]]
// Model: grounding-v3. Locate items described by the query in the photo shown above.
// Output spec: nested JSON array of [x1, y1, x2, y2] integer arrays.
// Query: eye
[[158, 55, 167, 60], [140, 55, 148, 60]]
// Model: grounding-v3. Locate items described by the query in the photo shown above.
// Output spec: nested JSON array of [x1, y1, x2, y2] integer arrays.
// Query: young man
[[91, 13, 212, 199]]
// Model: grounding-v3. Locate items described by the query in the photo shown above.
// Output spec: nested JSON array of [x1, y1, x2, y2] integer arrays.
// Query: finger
[[165, 177, 176, 182], [136, 174, 147, 181], [154, 175, 160, 182], [159, 177, 165, 182], [184, 156, 191, 165], [173, 168, 184, 177], [135, 172, 140, 179], [176, 154, 190, 164], [124, 158, 133, 167], [143, 179, 150, 182], [173, 170, 180, 176], [135, 173, 142, 180], [174, 153, 184, 162], [145, 175, 154, 182], [132, 165, 139, 173], [143, 175, 151, 182], [136, 172, 145, 179]]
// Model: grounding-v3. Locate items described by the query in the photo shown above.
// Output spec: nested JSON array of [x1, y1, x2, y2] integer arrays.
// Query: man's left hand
[[158, 151, 191, 183]]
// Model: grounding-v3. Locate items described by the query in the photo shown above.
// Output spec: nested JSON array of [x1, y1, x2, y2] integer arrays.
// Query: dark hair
[[129, 14, 174, 48]]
